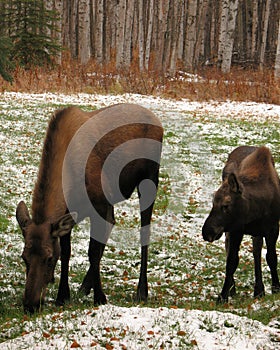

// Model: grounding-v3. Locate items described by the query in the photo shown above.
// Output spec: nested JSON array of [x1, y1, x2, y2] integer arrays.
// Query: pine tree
[[1, 0, 61, 69], [0, 36, 13, 82]]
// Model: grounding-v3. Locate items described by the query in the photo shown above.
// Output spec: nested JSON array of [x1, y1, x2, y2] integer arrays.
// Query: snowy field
[[0, 92, 280, 349]]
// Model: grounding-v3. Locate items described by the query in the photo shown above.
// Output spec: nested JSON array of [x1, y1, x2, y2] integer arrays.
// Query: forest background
[[0, 0, 280, 104]]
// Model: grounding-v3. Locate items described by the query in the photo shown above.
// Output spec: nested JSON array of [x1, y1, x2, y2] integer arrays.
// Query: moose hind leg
[[80, 238, 107, 305], [265, 223, 280, 294], [136, 175, 158, 302], [252, 236, 265, 298]]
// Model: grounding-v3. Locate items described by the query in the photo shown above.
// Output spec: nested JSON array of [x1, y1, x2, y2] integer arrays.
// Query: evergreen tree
[[1, 0, 61, 69], [0, 36, 13, 82]]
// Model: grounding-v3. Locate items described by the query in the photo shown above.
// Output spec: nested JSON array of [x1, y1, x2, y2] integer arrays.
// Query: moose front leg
[[218, 232, 243, 303], [80, 206, 114, 305], [56, 233, 71, 306]]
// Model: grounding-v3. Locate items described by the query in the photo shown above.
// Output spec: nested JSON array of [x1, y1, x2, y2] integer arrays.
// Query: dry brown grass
[[0, 55, 279, 104]]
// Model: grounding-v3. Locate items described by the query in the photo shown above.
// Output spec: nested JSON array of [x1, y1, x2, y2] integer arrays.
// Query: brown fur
[[203, 145, 280, 302], [16, 103, 163, 313]]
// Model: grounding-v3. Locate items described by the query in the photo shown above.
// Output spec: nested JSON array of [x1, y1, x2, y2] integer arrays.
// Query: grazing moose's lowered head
[[16, 201, 77, 313], [202, 172, 247, 243], [202, 145, 280, 302]]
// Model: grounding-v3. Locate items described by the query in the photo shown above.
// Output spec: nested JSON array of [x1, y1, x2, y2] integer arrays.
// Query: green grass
[[0, 94, 280, 344]]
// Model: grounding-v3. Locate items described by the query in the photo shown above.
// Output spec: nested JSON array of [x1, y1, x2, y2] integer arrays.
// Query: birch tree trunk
[[169, 1, 181, 75], [123, 0, 135, 68], [193, 0, 209, 69], [184, 0, 198, 70], [259, 0, 271, 70], [275, 18, 280, 78], [153, 0, 164, 71], [144, 0, 154, 70], [70, 0, 78, 58], [251, 0, 258, 61], [78, 0, 91, 64], [138, 0, 144, 71], [53, 0, 63, 64], [219, 0, 239, 73], [116, 0, 126, 70], [95, 0, 104, 64]]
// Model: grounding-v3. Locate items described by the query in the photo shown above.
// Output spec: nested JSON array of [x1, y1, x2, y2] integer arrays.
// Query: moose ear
[[228, 173, 241, 194], [52, 212, 77, 238], [16, 201, 32, 233]]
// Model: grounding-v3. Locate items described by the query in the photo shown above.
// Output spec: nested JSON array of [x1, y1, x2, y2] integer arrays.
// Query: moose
[[202, 146, 280, 302], [16, 103, 163, 313]]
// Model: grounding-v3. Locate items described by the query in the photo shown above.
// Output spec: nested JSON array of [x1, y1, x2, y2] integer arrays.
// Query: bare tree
[[94, 0, 104, 64], [184, 0, 198, 70], [275, 17, 280, 78], [123, 0, 135, 68], [145, 0, 154, 70], [218, 0, 239, 73], [259, 0, 271, 70], [39, 0, 280, 74], [115, 0, 126, 70]]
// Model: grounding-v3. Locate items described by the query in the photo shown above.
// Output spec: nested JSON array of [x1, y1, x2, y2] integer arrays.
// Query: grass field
[[0, 92, 280, 348]]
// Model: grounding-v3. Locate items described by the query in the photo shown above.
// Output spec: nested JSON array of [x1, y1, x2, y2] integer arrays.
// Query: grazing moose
[[202, 146, 280, 302], [16, 103, 163, 313]]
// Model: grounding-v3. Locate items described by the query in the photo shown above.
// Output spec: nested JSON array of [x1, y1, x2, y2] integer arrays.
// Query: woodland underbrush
[[1, 56, 279, 105]]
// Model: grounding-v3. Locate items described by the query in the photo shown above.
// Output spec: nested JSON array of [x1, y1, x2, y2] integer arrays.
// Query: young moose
[[16, 103, 163, 313], [202, 146, 280, 302]]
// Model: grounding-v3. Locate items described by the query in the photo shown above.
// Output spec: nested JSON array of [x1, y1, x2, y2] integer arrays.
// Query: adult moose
[[202, 146, 280, 302], [16, 103, 163, 313]]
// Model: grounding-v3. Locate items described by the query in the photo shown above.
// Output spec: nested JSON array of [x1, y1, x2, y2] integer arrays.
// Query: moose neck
[[31, 108, 88, 225]]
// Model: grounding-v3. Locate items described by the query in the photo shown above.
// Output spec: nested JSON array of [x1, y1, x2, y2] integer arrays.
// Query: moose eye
[[46, 256, 53, 266], [221, 205, 230, 214]]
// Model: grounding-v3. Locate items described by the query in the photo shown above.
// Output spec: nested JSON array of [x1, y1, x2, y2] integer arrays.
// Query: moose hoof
[[94, 292, 107, 306], [216, 294, 228, 304], [134, 290, 148, 303], [55, 298, 68, 307], [272, 285, 280, 294], [254, 290, 265, 299], [79, 283, 92, 296]]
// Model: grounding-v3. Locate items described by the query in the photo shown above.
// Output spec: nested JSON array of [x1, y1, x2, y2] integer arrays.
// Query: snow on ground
[[3, 91, 280, 120], [1, 92, 280, 349], [3, 305, 279, 350]]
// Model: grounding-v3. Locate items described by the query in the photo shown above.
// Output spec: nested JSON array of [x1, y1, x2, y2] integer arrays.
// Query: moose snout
[[202, 218, 224, 243], [23, 286, 46, 314]]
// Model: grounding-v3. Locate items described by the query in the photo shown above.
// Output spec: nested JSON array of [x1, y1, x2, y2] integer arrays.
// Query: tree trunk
[[78, 0, 91, 64], [184, 0, 198, 70], [259, 0, 271, 70], [138, 0, 144, 71], [275, 18, 280, 78], [123, 0, 135, 68], [144, 0, 154, 70], [251, 0, 258, 61], [95, 0, 104, 64], [219, 0, 239, 73], [193, 0, 210, 69], [116, 0, 126, 70]]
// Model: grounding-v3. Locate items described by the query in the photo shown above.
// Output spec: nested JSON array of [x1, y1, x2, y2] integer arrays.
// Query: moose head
[[16, 201, 76, 313], [202, 173, 246, 243]]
